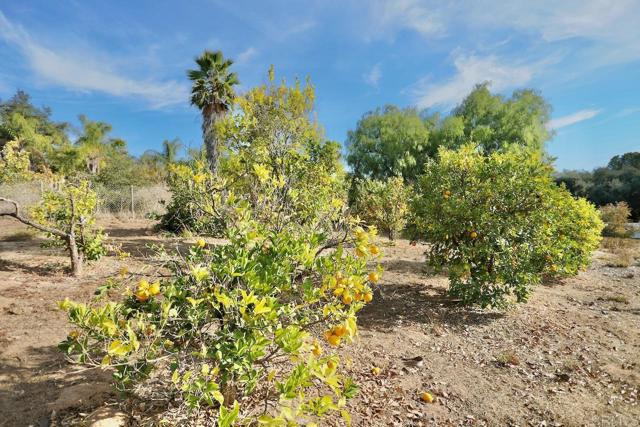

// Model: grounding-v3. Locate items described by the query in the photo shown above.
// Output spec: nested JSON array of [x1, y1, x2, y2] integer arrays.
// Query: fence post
[[130, 185, 135, 219]]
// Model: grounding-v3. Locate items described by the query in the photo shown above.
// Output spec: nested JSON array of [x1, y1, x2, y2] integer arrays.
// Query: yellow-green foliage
[[60, 189, 383, 425], [161, 68, 347, 236], [411, 144, 603, 308], [0, 139, 32, 184], [217, 67, 346, 233], [31, 180, 105, 261], [351, 176, 410, 240]]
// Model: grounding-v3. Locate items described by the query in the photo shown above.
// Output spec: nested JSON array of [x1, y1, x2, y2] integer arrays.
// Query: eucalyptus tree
[[187, 50, 239, 174]]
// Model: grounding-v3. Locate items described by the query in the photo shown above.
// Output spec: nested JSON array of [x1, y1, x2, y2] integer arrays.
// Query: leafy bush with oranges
[[59, 70, 383, 424], [411, 144, 602, 308], [60, 196, 381, 423]]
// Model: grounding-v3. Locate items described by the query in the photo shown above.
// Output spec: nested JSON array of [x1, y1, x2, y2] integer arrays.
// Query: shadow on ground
[[0, 345, 115, 427], [359, 280, 505, 332], [0, 258, 67, 276]]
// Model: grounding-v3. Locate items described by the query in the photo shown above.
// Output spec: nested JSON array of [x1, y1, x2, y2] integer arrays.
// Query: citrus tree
[[0, 180, 105, 276], [411, 144, 603, 308], [350, 176, 410, 241], [160, 67, 347, 236], [60, 186, 382, 424], [60, 69, 383, 425]]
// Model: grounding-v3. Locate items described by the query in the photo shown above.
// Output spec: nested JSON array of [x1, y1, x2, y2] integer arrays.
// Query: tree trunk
[[0, 197, 84, 277], [68, 233, 83, 277], [202, 106, 224, 175]]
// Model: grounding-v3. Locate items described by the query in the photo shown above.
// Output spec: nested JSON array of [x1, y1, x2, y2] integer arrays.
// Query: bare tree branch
[[0, 197, 67, 238]]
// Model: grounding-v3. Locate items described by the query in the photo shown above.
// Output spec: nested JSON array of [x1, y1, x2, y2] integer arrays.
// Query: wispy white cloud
[[617, 107, 640, 118], [0, 11, 188, 108], [236, 47, 258, 64], [547, 108, 601, 130], [363, 1, 640, 69], [363, 63, 382, 86], [364, 0, 446, 40], [412, 54, 534, 109]]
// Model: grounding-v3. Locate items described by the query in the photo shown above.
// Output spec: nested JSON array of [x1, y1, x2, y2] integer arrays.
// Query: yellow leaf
[[101, 319, 118, 336], [253, 298, 271, 315], [107, 340, 129, 357]]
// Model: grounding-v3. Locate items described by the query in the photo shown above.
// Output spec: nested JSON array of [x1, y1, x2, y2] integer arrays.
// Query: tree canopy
[[346, 84, 552, 183], [346, 106, 434, 182], [557, 152, 640, 220]]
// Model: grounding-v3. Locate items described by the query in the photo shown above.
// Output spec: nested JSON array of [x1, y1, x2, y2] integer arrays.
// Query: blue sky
[[0, 0, 638, 171]]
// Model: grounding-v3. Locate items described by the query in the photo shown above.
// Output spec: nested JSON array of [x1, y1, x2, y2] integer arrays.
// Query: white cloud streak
[[364, 0, 446, 40], [0, 11, 188, 108], [412, 55, 534, 109], [547, 109, 601, 130], [363, 63, 382, 86], [236, 47, 257, 64]]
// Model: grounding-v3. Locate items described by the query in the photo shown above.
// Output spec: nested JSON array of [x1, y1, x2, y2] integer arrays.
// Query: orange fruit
[[420, 391, 435, 403], [333, 325, 347, 337], [470, 231, 478, 239], [342, 294, 353, 305], [368, 272, 379, 283], [363, 292, 373, 303], [327, 334, 340, 347], [371, 366, 381, 375], [327, 360, 337, 370]]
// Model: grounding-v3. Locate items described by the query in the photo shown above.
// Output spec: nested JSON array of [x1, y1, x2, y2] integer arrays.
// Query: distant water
[[630, 223, 640, 239]]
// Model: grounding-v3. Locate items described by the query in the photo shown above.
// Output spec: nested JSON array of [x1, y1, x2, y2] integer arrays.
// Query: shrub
[[411, 144, 603, 308], [350, 176, 410, 240], [160, 68, 347, 236], [1, 180, 105, 276], [599, 201, 632, 237], [0, 139, 32, 184], [59, 190, 383, 424], [159, 161, 227, 235]]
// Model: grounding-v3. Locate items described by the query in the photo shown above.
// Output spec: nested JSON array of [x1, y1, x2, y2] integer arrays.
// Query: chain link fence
[[0, 180, 170, 218]]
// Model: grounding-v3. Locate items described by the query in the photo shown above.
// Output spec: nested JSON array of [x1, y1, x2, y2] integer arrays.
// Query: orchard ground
[[0, 217, 638, 427]]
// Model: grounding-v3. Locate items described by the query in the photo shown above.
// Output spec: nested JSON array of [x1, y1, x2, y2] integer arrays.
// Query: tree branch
[[0, 197, 68, 238]]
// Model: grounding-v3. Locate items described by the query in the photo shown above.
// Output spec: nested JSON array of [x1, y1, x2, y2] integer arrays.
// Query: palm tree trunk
[[202, 106, 224, 174]]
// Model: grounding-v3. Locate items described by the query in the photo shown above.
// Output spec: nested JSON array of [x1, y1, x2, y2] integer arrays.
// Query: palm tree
[[187, 50, 238, 174], [161, 138, 182, 164]]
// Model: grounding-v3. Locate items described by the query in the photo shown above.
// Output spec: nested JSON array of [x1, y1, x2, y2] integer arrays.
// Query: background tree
[[346, 85, 552, 187], [0, 90, 71, 173], [346, 106, 434, 182], [188, 50, 239, 174], [557, 151, 640, 220], [444, 83, 552, 154], [75, 115, 114, 175]]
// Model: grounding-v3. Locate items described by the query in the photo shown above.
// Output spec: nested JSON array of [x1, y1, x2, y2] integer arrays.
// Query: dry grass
[[602, 294, 630, 304], [601, 237, 638, 268]]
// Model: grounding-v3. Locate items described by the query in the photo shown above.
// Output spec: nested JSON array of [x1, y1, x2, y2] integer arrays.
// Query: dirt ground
[[0, 217, 638, 427]]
